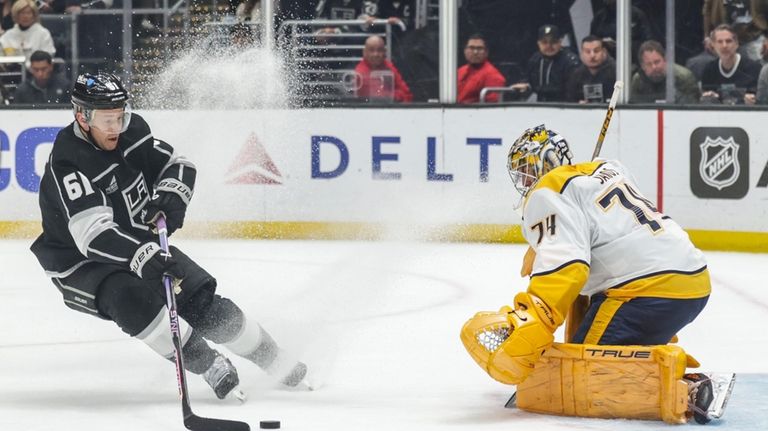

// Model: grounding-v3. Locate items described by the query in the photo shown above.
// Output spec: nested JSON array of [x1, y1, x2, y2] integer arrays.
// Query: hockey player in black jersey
[[30, 73, 307, 400]]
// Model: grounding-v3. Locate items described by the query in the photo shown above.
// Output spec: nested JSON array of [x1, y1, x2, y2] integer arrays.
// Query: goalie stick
[[591, 81, 624, 161], [564, 81, 624, 344], [157, 216, 251, 431]]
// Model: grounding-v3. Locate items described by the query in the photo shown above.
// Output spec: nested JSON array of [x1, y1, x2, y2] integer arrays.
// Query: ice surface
[[1, 239, 766, 430]]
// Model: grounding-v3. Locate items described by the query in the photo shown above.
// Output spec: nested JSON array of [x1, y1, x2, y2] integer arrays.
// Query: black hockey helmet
[[71, 72, 130, 110]]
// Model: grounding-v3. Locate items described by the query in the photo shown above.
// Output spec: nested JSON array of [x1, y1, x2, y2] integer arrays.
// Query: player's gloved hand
[[142, 191, 187, 235], [130, 242, 185, 287]]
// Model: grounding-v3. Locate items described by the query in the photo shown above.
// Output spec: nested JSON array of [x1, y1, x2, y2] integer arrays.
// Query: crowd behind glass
[[2, 0, 766, 107]]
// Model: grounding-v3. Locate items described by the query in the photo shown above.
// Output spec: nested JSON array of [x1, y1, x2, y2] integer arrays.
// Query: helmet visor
[[88, 104, 132, 134]]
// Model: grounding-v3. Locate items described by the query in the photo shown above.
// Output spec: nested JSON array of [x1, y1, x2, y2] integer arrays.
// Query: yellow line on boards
[[1, 222, 766, 252]]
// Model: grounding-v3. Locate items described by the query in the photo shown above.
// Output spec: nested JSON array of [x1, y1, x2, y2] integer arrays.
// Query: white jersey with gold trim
[[522, 160, 707, 297]]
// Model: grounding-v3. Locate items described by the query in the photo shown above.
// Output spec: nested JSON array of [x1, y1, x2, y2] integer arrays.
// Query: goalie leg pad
[[515, 342, 698, 424]]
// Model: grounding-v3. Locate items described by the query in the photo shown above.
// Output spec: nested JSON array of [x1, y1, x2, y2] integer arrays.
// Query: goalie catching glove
[[460, 292, 561, 385]]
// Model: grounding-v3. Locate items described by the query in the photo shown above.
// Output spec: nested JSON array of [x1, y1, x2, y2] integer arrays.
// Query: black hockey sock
[[177, 330, 219, 375], [180, 291, 245, 344]]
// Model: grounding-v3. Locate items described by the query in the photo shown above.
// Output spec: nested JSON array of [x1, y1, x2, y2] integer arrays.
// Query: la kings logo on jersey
[[122, 173, 150, 216], [690, 127, 749, 199]]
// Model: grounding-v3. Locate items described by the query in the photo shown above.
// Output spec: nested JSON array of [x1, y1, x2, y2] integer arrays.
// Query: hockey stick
[[564, 81, 625, 343], [591, 81, 624, 161], [156, 216, 251, 431]]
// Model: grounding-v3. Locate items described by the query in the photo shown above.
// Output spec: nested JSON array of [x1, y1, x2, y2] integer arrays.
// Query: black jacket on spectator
[[566, 56, 616, 103], [701, 55, 762, 97], [377, 0, 415, 30], [315, 0, 373, 20], [524, 49, 580, 102], [590, 4, 655, 62], [13, 74, 71, 105]]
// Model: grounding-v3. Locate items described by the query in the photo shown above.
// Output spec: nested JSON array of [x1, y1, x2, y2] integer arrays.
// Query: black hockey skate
[[202, 355, 246, 401], [684, 372, 736, 424]]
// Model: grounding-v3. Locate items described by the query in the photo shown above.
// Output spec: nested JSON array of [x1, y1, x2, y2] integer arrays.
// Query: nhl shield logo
[[698, 136, 740, 190], [690, 127, 749, 199]]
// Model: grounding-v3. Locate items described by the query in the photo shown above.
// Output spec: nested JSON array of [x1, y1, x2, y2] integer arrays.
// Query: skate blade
[[709, 373, 736, 419], [228, 386, 248, 404]]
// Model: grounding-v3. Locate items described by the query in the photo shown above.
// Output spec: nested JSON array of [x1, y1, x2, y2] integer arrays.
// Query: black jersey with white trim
[[30, 114, 196, 277]]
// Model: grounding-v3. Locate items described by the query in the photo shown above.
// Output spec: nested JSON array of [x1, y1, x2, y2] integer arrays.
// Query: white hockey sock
[[135, 307, 192, 359], [223, 317, 280, 370]]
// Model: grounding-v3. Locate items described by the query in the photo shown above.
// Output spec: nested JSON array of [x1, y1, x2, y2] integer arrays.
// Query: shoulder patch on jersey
[[532, 161, 605, 195]]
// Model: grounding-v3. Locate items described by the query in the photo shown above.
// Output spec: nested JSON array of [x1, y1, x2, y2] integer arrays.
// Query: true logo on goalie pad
[[585, 348, 651, 359]]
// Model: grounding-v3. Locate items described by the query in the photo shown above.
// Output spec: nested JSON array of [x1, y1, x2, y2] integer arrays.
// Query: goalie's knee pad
[[515, 342, 699, 424]]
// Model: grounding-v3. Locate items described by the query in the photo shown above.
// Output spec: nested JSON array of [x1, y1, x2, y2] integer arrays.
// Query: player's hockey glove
[[142, 189, 187, 235], [130, 242, 185, 288]]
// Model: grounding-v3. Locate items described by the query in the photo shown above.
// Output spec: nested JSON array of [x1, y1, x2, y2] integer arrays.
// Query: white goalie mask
[[507, 124, 573, 205]]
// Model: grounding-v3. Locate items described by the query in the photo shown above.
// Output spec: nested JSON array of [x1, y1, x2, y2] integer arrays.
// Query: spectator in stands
[[0, 79, 8, 104], [510, 24, 580, 102], [590, 0, 655, 62], [0, 0, 55, 58], [703, 0, 768, 62], [236, 0, 261, 23], [369, 0, 413, 31], [755, 59, 768, 102], [1, 0, 13, 31], [353, 35, 412, 102], [631, 40, 700, 104], [316, 0, 374, 20], [315, 0, 377, 36], [566, 35, 616, 103], [457, 34, 506, 104], [230, 23, 255, 48], [686, 36, 718, 81], [12, 50, 69, 105], [701, 24, 761, 104], [538, 0, 578, 53]]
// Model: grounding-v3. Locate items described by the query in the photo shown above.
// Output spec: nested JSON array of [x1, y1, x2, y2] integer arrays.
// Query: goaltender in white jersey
[[461, 125, 734, 425]]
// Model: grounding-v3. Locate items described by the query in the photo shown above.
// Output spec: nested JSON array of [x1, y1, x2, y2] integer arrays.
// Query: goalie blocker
[[461, 308, 735, 424]]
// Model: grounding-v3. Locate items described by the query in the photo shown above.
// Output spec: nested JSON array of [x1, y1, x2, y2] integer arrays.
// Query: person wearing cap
[[510, 24, 581, 102], [566, 34, 616, 103], [457, 33, 507, 103]]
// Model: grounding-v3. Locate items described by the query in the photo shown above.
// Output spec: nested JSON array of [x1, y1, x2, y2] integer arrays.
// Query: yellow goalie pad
[[516, 342, 699, 424]]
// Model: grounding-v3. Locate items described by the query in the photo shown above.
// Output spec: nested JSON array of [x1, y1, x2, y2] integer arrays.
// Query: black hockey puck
[[259, 420, 281, 429]]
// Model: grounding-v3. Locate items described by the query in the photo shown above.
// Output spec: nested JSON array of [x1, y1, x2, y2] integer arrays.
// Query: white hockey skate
[[202, 354, 247, 402], [685, 372, 736, 424], [240, 326, 310, 389]]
